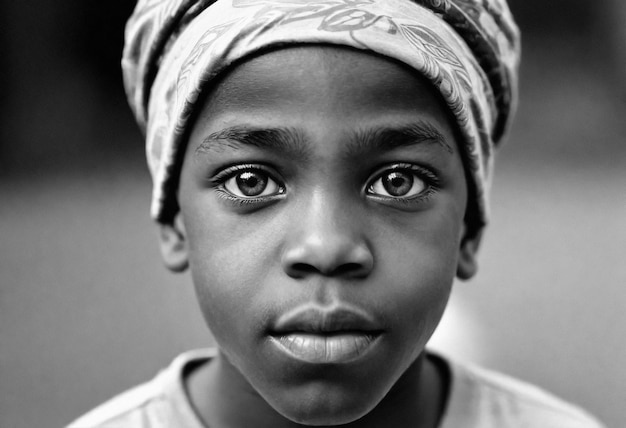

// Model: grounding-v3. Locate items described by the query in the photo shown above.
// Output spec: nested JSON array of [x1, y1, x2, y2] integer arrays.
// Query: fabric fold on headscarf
[[122, 0, 520, 236]]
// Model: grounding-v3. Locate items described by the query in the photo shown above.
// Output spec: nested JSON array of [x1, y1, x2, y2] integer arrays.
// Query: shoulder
[[438, 355, 605, 428], [66, 380, 165, 428], [66, 349, 216, 428]]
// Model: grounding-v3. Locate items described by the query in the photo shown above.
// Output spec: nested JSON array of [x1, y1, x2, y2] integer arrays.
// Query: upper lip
[[271, 304, 381, 335]]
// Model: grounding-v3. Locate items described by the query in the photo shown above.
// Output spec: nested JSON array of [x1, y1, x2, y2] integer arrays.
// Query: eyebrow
[[195, 121, 452, 160], [195, 126, 311, 161], [346, 122, 453, 158]]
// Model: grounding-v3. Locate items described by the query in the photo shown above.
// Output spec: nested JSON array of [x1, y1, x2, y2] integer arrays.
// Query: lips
[[269, 304, 383, 364]]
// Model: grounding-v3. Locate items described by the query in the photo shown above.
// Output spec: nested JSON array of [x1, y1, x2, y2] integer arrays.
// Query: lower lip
[[270, 333, 379, 364]]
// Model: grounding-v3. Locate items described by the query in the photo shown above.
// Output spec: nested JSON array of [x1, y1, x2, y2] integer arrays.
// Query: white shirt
[[68, 349, 605, 428]]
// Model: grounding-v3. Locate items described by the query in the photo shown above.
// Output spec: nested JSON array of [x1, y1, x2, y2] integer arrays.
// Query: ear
[[456, 226, 481, 281], [158, 213, 189, 272]]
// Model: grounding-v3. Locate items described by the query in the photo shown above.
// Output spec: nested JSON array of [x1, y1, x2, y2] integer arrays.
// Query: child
[[70, 0, 605, 427]]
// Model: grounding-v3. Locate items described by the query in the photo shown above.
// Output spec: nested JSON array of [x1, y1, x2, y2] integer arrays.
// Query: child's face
[[171, 46, 474, 425]]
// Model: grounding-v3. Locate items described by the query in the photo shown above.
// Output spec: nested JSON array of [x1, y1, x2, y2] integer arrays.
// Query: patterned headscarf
[[122, 0, 520, 236]]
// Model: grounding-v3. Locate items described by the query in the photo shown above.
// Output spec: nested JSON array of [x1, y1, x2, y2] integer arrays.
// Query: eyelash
[[209, 163, 439, 207], [209, 164, 286, 207], [365, 163, 439, 205]]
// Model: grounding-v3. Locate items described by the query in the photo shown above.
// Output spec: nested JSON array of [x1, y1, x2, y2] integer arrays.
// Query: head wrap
[[122, 0, 520, 236]]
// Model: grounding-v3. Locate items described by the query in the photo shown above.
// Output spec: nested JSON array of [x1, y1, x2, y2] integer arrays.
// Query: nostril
[[291, 263, 320, 275], [286, 261, 371, 279], [332, 262, 368, 277], [281, 236, 374, 279]]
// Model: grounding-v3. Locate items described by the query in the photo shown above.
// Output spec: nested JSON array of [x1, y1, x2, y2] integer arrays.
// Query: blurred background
[[1, 1, 624, 427]]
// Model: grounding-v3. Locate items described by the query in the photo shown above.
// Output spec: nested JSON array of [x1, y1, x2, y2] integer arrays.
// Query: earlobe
[[456, 228, 481, 281], [158, 214, 189, 272]]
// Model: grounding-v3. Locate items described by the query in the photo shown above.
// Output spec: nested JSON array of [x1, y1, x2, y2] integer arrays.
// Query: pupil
[[383, 171, 412, 196], [237, 171, 267, 196], [391, 176, 404, 187]]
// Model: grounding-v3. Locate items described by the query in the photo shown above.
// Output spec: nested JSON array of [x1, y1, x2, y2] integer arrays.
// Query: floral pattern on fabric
[[233, 0, 398, 35]]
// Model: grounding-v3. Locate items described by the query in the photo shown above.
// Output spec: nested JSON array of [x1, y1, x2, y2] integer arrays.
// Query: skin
[[160, 45, 479, 428]]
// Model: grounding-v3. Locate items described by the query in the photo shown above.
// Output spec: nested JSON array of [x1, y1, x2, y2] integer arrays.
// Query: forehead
[[195, 45, 456, 135]]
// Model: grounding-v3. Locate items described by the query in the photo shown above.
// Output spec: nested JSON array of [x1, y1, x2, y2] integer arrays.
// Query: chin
[[283, 407, 367, 427], [270, 385, 380, 427]]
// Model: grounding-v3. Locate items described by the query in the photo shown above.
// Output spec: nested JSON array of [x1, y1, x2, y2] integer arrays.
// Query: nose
[[281, 192, 374, 279]]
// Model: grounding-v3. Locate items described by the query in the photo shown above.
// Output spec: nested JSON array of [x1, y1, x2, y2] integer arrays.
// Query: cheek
[[372, 207, 461, 347], [184, 209, 285, 343]]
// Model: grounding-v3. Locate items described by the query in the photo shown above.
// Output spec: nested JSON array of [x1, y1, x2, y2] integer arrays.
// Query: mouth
[[268, 305, 383, 364]]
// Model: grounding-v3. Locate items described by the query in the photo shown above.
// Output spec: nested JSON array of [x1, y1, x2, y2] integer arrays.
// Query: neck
[[186, 351, 447, 428]]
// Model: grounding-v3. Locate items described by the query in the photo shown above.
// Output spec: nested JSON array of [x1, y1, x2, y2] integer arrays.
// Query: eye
[[368, 169, 426, 198], [223, 169, 283, 198], [365, 163, 439, 204], [224, 171, 280, 198]]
